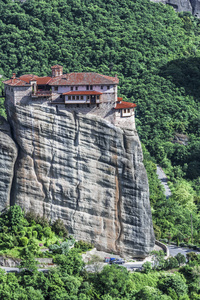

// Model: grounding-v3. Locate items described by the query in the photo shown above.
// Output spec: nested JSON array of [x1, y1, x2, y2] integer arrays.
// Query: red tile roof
[[19, 75, 51, 85], [49, 72, 119, 86], [3, 78, 30, 86], [63, 91, 103, 95], [36, 77, 52, 85], [115, 101, 136, 109], [51, 65, 63, 68], [117, 97, 123, 101], [19, 74, 38, 83]]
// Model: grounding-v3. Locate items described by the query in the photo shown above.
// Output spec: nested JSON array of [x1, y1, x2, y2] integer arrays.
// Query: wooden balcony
[[32, 90, 52, 98]]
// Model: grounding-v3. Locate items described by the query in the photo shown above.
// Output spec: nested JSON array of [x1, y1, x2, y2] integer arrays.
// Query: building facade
[[4, 65, 136, 128]]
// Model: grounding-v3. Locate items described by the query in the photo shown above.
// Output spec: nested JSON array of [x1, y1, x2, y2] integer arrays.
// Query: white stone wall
[[57, 84, 114, 94], [122, 108, 133, 117], [54, 84, 116, 104]]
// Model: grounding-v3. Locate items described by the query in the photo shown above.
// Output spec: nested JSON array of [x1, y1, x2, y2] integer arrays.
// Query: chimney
[[12, 73, 16, 79]]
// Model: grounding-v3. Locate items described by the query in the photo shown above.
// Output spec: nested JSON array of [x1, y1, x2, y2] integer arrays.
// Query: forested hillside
[[0, 0, 200, 243]]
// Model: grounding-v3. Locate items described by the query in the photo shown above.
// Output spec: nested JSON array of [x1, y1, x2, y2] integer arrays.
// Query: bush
[[49, 244, 62, 254], [143, 261, 152, 274], [25, 211, 49, 227], [158, 273, 188, 298], [43, 227, 52, 238], [51, 219, 68, 237], [20, 237, 29, 247], [19, 231, 26, 237], [26, 231, 32, 239], [74, 240, 93, 252], [32, 230, 38, 238]]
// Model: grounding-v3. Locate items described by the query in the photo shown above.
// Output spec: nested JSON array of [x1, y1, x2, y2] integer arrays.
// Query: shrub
[[26, 231, 32, 238], [158, 273, 188, 298], [49, 244, 62, 254], [51, 219, 68, 237], [74, 240, 93, 252], [143, 261, 152, 274], [32, 231, 38, 238], [43, 227, 52, 238], [25, 211, 49, 227], [20, 237, 28, 247], [19, 231, 25, 237]]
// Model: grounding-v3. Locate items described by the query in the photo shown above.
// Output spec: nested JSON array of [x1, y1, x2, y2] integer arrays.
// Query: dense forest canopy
[[0, 0, 200, 241]]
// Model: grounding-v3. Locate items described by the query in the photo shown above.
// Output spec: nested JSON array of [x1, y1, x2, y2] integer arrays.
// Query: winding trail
[[156, 165, 171, 199]]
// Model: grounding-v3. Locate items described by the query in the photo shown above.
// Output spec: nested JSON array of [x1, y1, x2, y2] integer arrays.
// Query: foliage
[[25, 211, 49, 227], [53, 249, 85, 276], [175, 253, 186, 266], [20, 237, 28, 247], [157, 273, 188, 298], [74, 240, 94, 252], [95, 264, 133, 298], [142, 261, 152, 274], [51, 218, 68, 237]]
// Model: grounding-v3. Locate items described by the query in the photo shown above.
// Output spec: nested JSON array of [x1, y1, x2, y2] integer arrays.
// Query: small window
[[86, 85, 89, 90], [107, 86, 109, 90], [54, 86, 58, 91], [77, 104, 79, 107], [87, 96, 90, 100], [128, 109, 130, 113], [75, 86, 78, 90], [87, 104, 90, 107], [76, 96, 79, 100], [68, 96, 71, 100], [124, 109, 126, 113], [90, 85, 93, 90], [71, 86, 73, 91], [72, 96, 75, 100], [101, 85, 103, 89], [81, 96, 83, 100]]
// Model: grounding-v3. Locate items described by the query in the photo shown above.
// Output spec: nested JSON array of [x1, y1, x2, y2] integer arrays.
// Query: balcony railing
[[32, 90, 52, 98]]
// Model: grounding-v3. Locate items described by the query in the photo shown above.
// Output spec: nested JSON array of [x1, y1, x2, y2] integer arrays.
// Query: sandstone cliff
[[0, 117, 17, 210], [1, 102, 154, 257]]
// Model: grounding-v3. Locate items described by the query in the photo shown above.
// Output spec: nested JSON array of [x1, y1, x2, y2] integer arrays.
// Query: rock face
[[2, 101, 154, 257], [0, 117, 18, 210], [151, 0, 200, 18]]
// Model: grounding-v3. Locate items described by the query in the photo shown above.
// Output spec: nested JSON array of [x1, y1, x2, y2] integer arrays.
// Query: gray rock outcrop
[[2, 101, 154, 257], [0, 117, 18, 210], [151, 0, 200, 18]]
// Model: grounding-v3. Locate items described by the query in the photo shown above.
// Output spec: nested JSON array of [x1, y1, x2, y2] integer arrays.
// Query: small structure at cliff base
[[1, 66, 155, 258]]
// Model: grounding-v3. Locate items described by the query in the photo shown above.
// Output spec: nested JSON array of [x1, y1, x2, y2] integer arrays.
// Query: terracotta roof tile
[[20, 75, 51, 85], [51, 65, 63, 68], [19, 74, 38, 83], [115, 101, 137, 109], [63, 91, 103, 95], [36, 77, 52, 85], [3, 78, 30, 86], [49, 72, 119, 86]]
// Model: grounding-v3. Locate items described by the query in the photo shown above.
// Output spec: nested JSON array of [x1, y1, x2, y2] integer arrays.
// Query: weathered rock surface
[[0, 117, 18, 210], [3, 102, 154, 257], [151, 0, 200, 18]]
